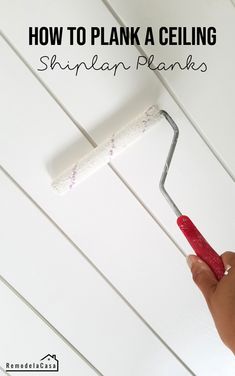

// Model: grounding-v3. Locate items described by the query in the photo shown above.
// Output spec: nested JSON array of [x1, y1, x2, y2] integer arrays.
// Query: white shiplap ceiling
[[0, 0, 235, 375]]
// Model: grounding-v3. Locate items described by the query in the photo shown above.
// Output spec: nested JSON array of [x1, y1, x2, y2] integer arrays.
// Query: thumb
[[187, 255, 218, 304]]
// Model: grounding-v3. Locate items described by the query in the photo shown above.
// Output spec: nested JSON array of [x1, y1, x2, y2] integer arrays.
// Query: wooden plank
[[0, 279, 96, 376], [0, 1, 235, 374], [107, 0, 235, 177]]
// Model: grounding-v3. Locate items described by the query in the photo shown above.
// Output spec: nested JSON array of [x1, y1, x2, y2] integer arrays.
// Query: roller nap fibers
[[52, 105, 161, 194]]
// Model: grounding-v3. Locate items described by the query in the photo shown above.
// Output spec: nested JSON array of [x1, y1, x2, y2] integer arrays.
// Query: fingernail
[[186, 255, 193, 269], [186, 255, 203, 270]]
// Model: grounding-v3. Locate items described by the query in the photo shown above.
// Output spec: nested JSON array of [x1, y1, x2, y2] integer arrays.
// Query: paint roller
[[52, 105, 225, 280], [52, 105, 161, 193]]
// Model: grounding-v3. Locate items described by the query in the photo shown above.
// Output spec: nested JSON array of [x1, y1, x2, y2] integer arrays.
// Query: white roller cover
[[52, 105, 162, 194]]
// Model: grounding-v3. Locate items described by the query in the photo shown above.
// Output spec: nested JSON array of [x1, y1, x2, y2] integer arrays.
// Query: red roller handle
[[177, 215, 225, 280]]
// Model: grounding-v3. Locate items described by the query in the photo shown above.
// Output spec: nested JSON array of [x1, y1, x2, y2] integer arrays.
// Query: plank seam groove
[[100, 0, 235, 183], [0, 269, 103, 376], [0, 166, 195, 376]]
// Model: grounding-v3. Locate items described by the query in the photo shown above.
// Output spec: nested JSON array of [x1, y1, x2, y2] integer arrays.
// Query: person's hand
[[187, 252, 235, 354]]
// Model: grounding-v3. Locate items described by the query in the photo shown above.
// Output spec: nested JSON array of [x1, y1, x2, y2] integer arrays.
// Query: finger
[[220, 252, 235, 282], [221, 251, 235, 268], [187, 255, 218, 304]]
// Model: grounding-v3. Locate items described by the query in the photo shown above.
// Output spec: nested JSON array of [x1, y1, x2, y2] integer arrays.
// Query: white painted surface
[[0, 168, 189, 376], [0, 0, 235, 375], [107, 0, 235, 178], [1, 0, 234, 254], [0, 279, 96, 376]]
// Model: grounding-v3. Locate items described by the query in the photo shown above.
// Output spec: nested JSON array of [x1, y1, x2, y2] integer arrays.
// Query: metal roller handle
[[159, 110, 225, 280]]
